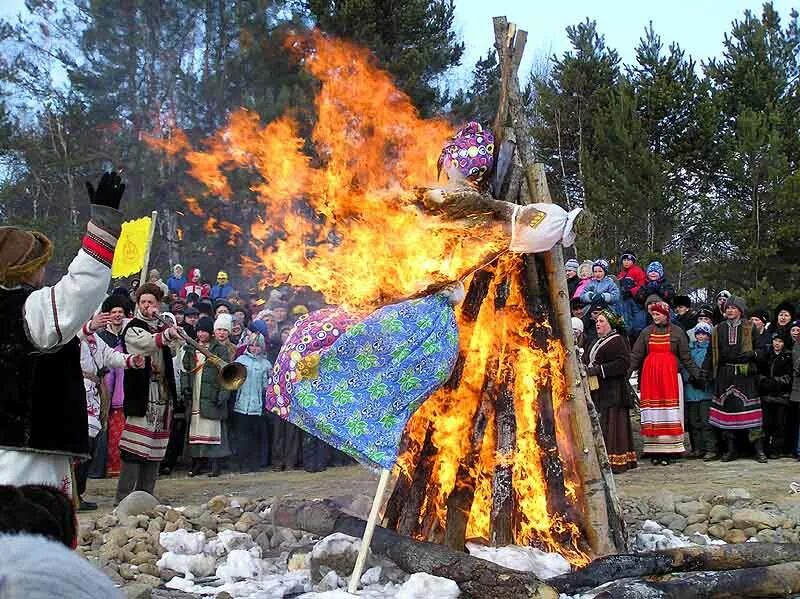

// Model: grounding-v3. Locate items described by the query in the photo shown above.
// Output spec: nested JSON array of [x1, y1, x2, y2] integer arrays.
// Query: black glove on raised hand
[[86, 171, 126, 210]]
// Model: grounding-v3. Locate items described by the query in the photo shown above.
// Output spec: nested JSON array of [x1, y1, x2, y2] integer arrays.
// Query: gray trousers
[[115, 460, 160, 504]]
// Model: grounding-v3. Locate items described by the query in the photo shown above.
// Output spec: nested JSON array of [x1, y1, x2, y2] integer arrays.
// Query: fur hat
[[674, 295, 692, 309], [592, 259, 610, 274], [646, 261, 664, 278], [214, 313, 233, 332], [565, 258, 580, 272], [195, 316, 214, 335], [0, 227, 53, 287], [101, 294, 130, 314], [775, 301, 796, 320], [135, 282, 164, 303], [726, 295, 747, 316], [694, 322, 713, 337], [750, 307, 770, 323], [697, 304, 714, 319]]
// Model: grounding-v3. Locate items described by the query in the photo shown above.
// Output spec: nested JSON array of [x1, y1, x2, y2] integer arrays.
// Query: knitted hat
[[173, 263, 183, 274], [750, 307, 770, 323], [620, 251, 636, 262], [726, 295, 747, 316], [571, 317, 584, 334], [214, 313, 233, 332], [674, 295, 692, 309], [646, 261, 664, 278], [694, 322, 713, 336], [217, 271, 228, 281], [717, 289, 731, 300], [189, 268, 201, 280], [565, 258, 580, 272], [592, 259, 610, 274], [0, 227, 53, 287], [195, 316, 214, 335], [0, 534, 124, 599], [135, 282, 164, 303], [649, 301, 670, 317], [247, 331, 267, 350]]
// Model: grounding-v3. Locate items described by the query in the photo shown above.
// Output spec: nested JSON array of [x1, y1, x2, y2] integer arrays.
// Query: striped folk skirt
[[639, 343, 684, 455]]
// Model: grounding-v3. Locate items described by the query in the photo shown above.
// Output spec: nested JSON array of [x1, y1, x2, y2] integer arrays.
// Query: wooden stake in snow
[[348, 468, 391, 593]]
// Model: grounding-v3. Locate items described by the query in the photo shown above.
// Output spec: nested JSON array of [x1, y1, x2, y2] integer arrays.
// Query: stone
[[725, 529, 748, 544], [684, 523, 708, 536], [130, 552, 158, 566], [96, 514, 119, 529], [163, 521, 179, 533], [102, 565, 126, 586], [648, 493, 676, 514], [117, 492, 160, 519], [164, 509, 181, 523], [254, 531, 271, 555], [720, 519, 734, 531], [785, 530, 800, 544], [709, 505, 731, 523], [690, 533, 708, 545], [99, 542, 122, 561], [182, 505, 205, 519], [271, 527, 299, 548], [743, 527, 757, 538], [160, 568, 179, 582], [686, 513, 707, 525], [310, 533, 362, 583], [108, 528, 130, 547], [733, 509, 781, 530], [361, 566, 382, 586], [125, 584, 152, 599], [206, 495, 229, 513], [707, 524, 727, 539], [137, 563, 160, 577], [316, 570, 343, 592], [235, 512, 261, 533], [225, 507, 244, 520], [216, 593, 234, 599], [119, 563, 137, 581], [675, 501, 710, 517], [757, 529, 781, 543], [193, 513, 218, 531], [725, 488, 752, 502], [664, 514, 688, 532], [135, 574, 162, 588]]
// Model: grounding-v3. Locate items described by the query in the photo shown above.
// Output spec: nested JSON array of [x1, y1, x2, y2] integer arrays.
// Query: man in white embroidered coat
[[0, 171, 126, 498], [116, 283, 182, 504], [75, 315, 144, 511]]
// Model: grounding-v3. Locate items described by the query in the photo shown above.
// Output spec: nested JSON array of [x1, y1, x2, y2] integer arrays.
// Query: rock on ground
[[116, 492, 160, 519]]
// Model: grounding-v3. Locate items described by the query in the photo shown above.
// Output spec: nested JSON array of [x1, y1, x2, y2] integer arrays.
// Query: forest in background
[[0, 1, 797, 307]]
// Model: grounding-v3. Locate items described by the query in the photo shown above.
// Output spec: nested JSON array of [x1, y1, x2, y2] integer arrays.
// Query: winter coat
[[233, 351, 272, 416], [582, 330, 632, 409], [792, 344, 800, 403], [617, 264, 647, 299], [629, 323, 701, 380], [753, 326, 772, 353], [79, 328, 131, 438], [766, 322, 795, 350], [758, 349, 793, 405], [181, 340, 231, 421], [673, 311, 698, 337], [573, 278, 590, 301], [683, 339, 711, 402], [167, 275, 186, 296], [98, 327, 126, 410], [635, 277, 675, 306], [567, 276, 580, 299], [580, 276, 621, 308], [210, 283, 234, 301], [180, 282, 208, 299]]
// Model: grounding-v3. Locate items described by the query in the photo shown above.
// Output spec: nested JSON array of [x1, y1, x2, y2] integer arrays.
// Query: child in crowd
[[636, 261, 674, 306], [573, 260, 594, 300], [683, 322, 717, 460], [232, 332, 272, 472]]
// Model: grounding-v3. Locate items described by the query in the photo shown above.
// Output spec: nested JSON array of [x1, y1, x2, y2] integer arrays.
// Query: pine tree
[[450, 51, 500, 124], [304, 0, 464, 115]]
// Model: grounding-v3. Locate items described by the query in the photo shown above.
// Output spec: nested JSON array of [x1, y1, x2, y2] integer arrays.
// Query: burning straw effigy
[[147, 15, 800, 599]]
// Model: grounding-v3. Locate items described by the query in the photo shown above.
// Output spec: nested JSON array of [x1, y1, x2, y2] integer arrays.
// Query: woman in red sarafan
[[630, 301, 702, 465]]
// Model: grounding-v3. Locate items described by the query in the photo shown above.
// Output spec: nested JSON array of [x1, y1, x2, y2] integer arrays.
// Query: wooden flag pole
[[139, 210, 159, 283], [348, 468, 392, 593]]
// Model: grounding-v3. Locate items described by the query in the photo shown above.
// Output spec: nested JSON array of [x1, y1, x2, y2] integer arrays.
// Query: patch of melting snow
[[465, 542, 571, 579]]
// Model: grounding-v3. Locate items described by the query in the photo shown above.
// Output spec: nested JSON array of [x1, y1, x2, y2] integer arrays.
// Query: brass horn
[[153, 313, 248, 391]]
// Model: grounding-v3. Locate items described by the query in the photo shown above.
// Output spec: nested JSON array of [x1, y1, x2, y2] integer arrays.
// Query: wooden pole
[[494, 14, 618, 555], [139, 210, 159, 283], [348, 468, 391, 593]]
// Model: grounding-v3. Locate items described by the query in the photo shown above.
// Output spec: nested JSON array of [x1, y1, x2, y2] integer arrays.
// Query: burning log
[[272, 497, 559, 599], [394, 426, 436, 537], [550, 543, 800, 594], [594, 561, 800, 599]]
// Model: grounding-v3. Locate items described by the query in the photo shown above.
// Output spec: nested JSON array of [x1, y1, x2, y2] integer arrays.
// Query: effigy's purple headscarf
[[437, 121, 495, 183]]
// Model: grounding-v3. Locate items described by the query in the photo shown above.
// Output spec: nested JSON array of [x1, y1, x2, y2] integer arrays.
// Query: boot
[[208, 458, 221, 478], [754, 439, 768, 464], [721, 437, 737, 462]]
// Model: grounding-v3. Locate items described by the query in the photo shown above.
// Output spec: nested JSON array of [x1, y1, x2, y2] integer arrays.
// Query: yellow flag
[[111, 216, 152, 278]]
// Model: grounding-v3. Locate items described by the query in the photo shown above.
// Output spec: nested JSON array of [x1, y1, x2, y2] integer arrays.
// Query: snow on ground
[[466, 542, 571, 579], [633, 519, 726, 552]]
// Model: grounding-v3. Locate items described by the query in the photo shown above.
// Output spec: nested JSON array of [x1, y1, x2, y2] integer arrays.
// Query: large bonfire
[[148, 31, 588, 564]]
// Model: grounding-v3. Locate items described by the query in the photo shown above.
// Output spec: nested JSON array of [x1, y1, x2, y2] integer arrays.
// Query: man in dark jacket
[[759, 332, 794, 458], [673, 295, 697, 335]]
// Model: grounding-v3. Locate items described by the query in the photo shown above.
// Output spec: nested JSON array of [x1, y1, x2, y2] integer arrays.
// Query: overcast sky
[[1, 0, 797, 92]]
